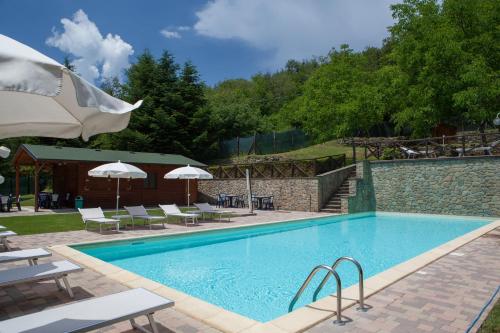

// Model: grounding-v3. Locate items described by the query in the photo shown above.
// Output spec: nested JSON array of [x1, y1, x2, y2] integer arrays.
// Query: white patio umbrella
[[0, 146, 9, 185], [0, 34, 142, 141], [164, 165, 213, 206], [0, 146, 10, 158], [88, 161, 146, 214]]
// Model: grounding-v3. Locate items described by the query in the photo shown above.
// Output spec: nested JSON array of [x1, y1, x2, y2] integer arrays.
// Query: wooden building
[[13, 144, 206, 211]]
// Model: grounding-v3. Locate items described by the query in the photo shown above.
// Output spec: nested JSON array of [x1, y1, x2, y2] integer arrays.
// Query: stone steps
[[320, 170, 357, 213]]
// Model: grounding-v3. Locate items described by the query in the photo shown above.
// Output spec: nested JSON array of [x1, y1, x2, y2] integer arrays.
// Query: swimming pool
[[73, 212, 491, 322]]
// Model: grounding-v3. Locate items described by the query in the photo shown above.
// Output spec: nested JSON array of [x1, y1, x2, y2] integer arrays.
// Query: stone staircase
[[321, 169, 357, 213]]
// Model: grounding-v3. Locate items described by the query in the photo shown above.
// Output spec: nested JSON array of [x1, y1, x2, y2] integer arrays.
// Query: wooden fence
[[352, 132, 500, 160], [208, 154, 346, 179]]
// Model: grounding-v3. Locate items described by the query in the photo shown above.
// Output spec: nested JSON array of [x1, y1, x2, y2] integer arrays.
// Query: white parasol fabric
[[164, 165, 213, 206], [88, 161, 146, 213], [0, 34, 142, 141], [0, 146, 9, 185], [0, 146, 10, 158]]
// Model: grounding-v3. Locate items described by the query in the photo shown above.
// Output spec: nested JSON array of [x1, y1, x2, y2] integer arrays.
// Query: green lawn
[[479, 299, 500, 333], [213, 139, 364, 164], [0, 208, 193, 235]]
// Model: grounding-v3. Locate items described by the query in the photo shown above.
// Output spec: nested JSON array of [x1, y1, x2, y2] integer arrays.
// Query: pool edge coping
[[49, 215, 500, 333]]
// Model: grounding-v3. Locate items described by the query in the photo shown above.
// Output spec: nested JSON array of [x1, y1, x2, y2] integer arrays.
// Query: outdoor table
[[224, 194, 240, 208], [111, 214, 132, 229], [252, 195, 272, 210]]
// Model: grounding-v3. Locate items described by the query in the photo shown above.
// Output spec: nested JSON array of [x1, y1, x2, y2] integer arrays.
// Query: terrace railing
[[352, 132, 500, 160], [208, 154, 346, 179]]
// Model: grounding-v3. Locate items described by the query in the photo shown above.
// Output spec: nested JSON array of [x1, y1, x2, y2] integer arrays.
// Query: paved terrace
[[0, 211, 499, 333]]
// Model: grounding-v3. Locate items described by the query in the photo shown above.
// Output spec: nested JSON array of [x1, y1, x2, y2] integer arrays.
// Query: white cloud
[[160, 29, 182, 39], [177, 26, 191, 31], [194, 0, 396, 69], [46, 9, 134, 82]]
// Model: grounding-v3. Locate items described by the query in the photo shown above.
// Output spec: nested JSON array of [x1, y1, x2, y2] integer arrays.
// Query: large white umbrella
[[0, 146, 9, 185], [88, 161, 146, 214], [164, 165, 213, 206], [0, 146, 10, 158], [0, 34, 142, 141]]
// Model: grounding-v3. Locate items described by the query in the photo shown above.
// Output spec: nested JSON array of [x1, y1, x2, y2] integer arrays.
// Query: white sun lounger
[[125, 205, 166, 229], [0, 288, 174, 333], [0, 248, 51, 265], [0, 230, 16, 250], [194, 203, 234, 222], [0, 225, 5, 230], [400, 146, 420, 159], [159, 204, 199, 226], [78, 207, 120, 233], [0, 260, 82, 298]]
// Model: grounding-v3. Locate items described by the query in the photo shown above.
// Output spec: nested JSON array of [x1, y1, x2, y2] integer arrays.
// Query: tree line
[[1, 0, 498, 174]]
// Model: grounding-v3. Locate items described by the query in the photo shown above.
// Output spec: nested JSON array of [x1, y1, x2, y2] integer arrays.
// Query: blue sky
[[0, 0, 396, 86]]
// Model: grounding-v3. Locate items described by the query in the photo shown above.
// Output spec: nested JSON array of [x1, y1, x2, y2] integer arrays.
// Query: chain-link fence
[[0, 175, 50, 195], [219, 129, 311, 158]]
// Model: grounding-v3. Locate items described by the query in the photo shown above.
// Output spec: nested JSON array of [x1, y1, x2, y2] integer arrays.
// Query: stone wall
[[198, 178, 319, 211], [317, 165, 356, 208], [345, 160, 376, 214], [369, 156, 499, 217]]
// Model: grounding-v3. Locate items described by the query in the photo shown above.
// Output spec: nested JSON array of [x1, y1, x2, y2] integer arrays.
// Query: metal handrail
[[313, 257, 365, 311], [288, 265, 343, 324]]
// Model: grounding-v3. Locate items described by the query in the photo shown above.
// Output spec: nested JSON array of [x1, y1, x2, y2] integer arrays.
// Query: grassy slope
[[213, 139, 363, 164]]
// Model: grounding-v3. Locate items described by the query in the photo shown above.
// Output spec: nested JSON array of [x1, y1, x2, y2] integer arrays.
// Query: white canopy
[[164, 165, 213, 180], [0, 175, 4, 185], [164, 165, 213, 206], [0, 146, 10, 158], [0, 34, 142, 141], [88, 161, 146, 213], [88, 161, 147, 179]]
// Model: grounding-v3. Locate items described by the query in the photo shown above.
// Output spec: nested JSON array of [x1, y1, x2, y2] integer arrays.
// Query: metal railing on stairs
[[288, 257, 366, 325]]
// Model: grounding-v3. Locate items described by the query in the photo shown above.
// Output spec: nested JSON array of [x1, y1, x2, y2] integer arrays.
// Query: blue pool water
[[73, 212, 490, 322]]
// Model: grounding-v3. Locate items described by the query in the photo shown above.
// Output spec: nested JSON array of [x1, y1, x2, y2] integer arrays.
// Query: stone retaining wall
[[198, 178, 319, 211], [369, 156, 499, 217]]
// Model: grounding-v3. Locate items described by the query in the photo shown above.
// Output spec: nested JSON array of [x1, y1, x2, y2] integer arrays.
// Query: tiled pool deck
[[0, 211, 499, 333]]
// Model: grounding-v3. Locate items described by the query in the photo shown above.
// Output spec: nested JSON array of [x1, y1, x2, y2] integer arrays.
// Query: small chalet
[[13, 144, 206, 210]]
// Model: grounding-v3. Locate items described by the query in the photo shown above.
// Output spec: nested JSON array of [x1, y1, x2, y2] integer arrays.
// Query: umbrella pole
[[187, 179, 190, 207], [116, 178, 120, 215]]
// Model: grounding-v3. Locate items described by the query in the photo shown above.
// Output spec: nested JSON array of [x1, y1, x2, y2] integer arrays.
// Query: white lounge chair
[[194, 203, 234, 222], [0, 260, 82, 298], [0, 224, 5, 230], [0, 230, 16, 250], [78, 207, 120, 233], [0, 288, 174, 333], [400, 146, 420, 159], [159, 204, 199, 226], [456, 139, 500, 156], [0, 248, 51, 265], [124, 205, 166, 229]]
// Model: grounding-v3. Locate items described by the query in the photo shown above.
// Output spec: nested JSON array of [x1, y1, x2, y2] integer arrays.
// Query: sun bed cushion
[[0, 260, 82, 287], [0, 248, 51, 264], [0, 288, 174, 333]]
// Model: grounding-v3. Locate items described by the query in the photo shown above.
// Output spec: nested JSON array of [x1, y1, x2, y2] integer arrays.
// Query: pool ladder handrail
[[288, 264, 343, 324], [288, 257, 366, 325], [313, 257, 365, 310]]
